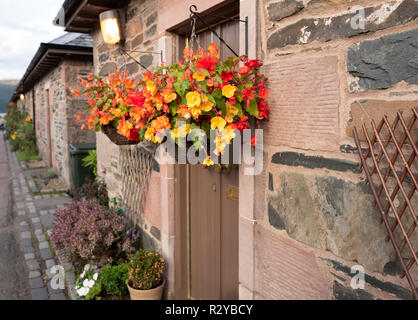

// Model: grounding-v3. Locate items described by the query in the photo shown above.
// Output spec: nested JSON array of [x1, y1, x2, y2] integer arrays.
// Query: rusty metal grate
[[353, 107, 417, 299]]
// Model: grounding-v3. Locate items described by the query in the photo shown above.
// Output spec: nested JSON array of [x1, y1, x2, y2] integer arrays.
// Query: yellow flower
[[192, 71, 206, 82], [171, 124, 191, 139], [146, 81, 157, 95], [225, 116, 234, 123], [222, 84, 237, 98], [186, 91, 201, 108], [153, 132, 163, 143], [25, 116, 32, 123], [201, 94, 209, 102], [213, 135, 226, 155], [221, 125, 236, 144], [200, 101, 214, 112], [203, 156, 214, 166], [144, 127, 155, 141], [190, 106, 202, 118], [211, 116, 227, 130]]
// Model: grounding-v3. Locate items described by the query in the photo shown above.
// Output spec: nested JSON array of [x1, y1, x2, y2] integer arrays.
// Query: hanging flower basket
[[101, 124, 139, 145], [72, 43, 270, 163]]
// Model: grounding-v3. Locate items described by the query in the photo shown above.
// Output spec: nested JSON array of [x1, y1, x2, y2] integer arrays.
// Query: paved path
[[2, 133, 76, 300], [0, 133, 30, 299]]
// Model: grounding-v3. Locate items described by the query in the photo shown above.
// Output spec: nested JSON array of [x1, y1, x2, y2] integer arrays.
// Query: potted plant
[[73, 43, 270, 164], [126, 249, 166, 300]]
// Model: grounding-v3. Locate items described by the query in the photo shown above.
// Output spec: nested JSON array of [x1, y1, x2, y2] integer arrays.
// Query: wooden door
[[176, 18, 240, 300], [190, 165, 239, 300]]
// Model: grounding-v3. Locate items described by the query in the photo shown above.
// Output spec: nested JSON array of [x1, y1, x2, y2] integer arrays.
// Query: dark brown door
[[176, 18, 240, 300]]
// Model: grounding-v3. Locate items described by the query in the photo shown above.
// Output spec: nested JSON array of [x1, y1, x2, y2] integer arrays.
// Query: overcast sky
[[0, 0, 66, 80]]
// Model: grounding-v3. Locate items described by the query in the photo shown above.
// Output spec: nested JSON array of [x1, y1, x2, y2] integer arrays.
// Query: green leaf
[[223, 57, 234, 69], [247, 99, 259, 117], [208, 94, 216, 106], [201, 69, 211, 77], [212, 89, 222, 99], [213, 75, 223, 86], [169, 102, 178, 116], [215, 97, 226, 114]]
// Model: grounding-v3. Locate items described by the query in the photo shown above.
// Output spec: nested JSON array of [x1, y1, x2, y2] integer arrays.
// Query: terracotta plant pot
[[127, 279, 165, 300]]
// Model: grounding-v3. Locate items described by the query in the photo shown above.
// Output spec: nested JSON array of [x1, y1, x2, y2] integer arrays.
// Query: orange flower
[[71, 88, 81, 97], [117, 117, 133, 137], [151, 115, 171, 131], [177, 105, 191, 119], [109, 108, 123, 118], [161, 89, 177, 103], [99, 111, 114, 125]]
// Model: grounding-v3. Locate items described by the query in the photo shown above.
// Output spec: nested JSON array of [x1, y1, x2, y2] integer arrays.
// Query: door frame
[[158, 0, 258, 300]]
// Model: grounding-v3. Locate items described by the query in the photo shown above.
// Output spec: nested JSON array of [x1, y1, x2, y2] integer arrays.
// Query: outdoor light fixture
[[99, 9, 123, 45], [20, 94, 25, 101]]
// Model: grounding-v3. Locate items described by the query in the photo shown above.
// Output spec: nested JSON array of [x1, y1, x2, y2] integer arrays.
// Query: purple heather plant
[[51, 198, 135, 271]]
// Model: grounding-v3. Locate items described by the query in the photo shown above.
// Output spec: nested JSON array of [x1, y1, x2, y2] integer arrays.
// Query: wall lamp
[[99, 9, 124, 45], [99, 9, 161, 72], [20, 94, 25, 101]]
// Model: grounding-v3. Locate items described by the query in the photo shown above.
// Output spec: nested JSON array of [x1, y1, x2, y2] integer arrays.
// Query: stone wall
[[251, 0, 418, 299], [22, 58, 94, 187], [93, 0, 164, 251]]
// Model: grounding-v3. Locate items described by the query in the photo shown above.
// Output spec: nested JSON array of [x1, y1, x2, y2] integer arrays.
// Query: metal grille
[[119, 143, 156, 226], [352, 107, 418, 300]]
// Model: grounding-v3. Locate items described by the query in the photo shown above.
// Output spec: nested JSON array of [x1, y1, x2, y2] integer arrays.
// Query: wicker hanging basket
[[101, 125, 139, 146]]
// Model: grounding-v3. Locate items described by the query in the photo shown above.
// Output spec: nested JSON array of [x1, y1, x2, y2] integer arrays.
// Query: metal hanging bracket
[[189, 5, 248, 57]]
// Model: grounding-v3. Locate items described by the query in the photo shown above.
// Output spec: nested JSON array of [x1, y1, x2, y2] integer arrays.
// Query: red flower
[[128, 90, 145, 107], [258, 100, 270, 120], [239, 66, 252, 75], [250, 135, 257, 146], [128, 128, 140, 141], [230, 116, 250, 132], [196, 56, 218, 73], [221, 71, 233, 83], [258, 87, 269, 99], [246, 59, 260, 69], [241, 88, 255, 106]]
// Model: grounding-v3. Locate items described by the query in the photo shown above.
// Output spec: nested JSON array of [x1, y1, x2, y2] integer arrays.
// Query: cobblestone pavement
[[0, 133, 30, 299], [4, 135, 77, 300]]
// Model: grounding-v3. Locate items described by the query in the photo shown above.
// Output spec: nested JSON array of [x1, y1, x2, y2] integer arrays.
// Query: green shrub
[[71, 177, 109, 208], [4, 104, 39, 158], [128, 249, 166, 290], [77, 263, 129, 300], [82, 150, 97, 178]]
